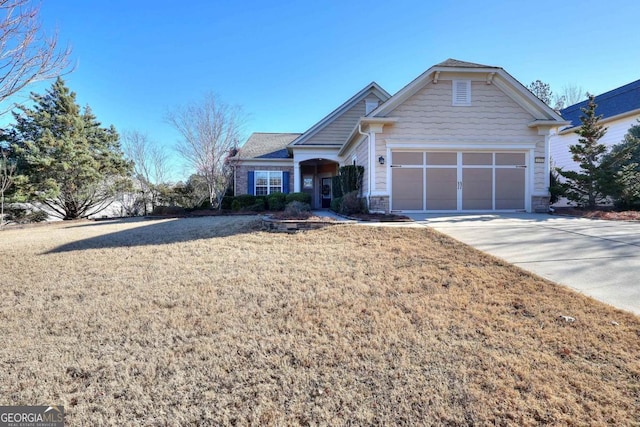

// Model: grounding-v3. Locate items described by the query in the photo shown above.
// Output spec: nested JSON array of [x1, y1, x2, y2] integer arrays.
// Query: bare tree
[[166, 93, 244, 208], [0, 0, 72, 114], [554, 83, 586, 110], [122, 130, 170, 214], [0, 146, 16, 227]]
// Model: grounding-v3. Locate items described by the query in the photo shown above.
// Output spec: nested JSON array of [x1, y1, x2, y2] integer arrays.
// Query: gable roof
[[560, 79, 640, 129], [435, 58, 493, 68], [289, 82, 391, 146], [236, 133, 301, 159], [370, 58, 565, 123]]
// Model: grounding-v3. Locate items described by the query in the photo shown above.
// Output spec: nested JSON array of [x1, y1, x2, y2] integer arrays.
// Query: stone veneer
[[532, 195, 550, 213], [262, 217, 350, 233], [235, 165, 294, 195], [368, 195, 389, 213]]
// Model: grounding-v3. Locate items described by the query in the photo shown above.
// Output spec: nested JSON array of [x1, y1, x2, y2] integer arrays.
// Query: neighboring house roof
[[289, 82, 391, 147], [560, 79, 640, 129], [236, 133, 301, 159]]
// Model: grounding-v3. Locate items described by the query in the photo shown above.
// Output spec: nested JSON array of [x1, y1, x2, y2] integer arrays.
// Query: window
[[452, 80, 471, 106], [255, 171, 283, 195]]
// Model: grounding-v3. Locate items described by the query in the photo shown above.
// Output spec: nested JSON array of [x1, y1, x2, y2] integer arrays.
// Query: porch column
[[293, 161, 301, 192]]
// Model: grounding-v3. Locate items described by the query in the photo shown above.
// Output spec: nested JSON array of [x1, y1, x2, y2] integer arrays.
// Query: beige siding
[[383, 80, 540, 141], [534, 143, 546, 194], [376, 80, 545, 193], [301, 94, 385, 145], [356, 139, 369, 193]]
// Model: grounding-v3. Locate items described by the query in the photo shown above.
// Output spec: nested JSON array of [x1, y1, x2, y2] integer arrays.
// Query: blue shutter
[[247, 171, 255, 195], [282, 171, 290, 193]]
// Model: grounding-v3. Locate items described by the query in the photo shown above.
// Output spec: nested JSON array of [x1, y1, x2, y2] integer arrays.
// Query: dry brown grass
[[1, 216, 639, 425]]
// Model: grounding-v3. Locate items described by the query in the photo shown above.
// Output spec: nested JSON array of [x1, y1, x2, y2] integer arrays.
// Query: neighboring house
[[234, 59, 568, 213], [550, 79, 640, 180]]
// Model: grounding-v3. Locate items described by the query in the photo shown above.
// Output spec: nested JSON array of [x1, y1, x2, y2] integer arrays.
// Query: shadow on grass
[[46, 216, 263, 254]]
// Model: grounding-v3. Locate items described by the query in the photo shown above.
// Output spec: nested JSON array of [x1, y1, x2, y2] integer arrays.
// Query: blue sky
[[13, 0, 640, 180]]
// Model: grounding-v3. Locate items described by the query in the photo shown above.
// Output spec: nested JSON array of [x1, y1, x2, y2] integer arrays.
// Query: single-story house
[[233, 59, 568, 213], [550, 79, 640, 174]]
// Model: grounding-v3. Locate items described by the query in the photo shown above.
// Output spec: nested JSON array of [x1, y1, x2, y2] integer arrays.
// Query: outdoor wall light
[[378, 156, 385, 165]]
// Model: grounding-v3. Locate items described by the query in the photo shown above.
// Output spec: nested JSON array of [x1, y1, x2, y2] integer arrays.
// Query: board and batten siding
[[300, 94, 385, 146], [375, 80, 546, 194]]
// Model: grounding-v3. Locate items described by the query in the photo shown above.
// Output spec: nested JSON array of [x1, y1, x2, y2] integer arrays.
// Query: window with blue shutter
[[247, 171, 255, 195], [252, 171, 285, 195], [282, 171, 290, 193]]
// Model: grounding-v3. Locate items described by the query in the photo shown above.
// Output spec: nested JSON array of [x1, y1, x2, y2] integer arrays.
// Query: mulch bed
[[552, 207, 640, 221], [344, 212, 413, 222]]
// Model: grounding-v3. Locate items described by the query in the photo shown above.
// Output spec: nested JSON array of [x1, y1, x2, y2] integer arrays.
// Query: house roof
[[435, 58, 494, 68], [560, 79, 640, 128], [289, 82, 391, 146], [370, 58, 565, 123], [236, 133, 301, 159]]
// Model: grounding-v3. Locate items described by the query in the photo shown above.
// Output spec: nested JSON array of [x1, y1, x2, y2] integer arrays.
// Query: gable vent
[[365, 99, 379, 115], [452, 80, 471, 106]]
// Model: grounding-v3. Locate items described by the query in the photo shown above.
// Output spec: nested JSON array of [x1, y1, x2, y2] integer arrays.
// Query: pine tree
[[600, 121, 640, 208], [10, 78, 132, 219], [557, 95, 608, 208]]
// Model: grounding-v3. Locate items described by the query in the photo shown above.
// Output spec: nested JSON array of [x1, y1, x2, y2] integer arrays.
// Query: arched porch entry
[[298, 158, 339, 209]]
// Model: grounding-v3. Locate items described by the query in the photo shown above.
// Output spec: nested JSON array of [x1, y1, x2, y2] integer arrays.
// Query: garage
[[390, 151, 527, 212]]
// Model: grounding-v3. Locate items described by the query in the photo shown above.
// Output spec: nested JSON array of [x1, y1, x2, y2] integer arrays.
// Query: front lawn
[[0, 217, 638, 425]]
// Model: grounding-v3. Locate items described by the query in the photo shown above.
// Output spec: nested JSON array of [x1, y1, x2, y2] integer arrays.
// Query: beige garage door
[[390, 151, 526, 211]]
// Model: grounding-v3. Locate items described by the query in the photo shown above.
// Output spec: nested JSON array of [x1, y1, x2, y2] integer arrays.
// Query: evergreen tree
[[527, 80, 554, 106], [557, 95, 608, 208], [10, 78, 132, 219], [600, 121, 640, 208]]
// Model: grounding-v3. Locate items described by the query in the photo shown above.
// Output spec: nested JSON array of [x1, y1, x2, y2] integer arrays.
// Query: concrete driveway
[[407, 213, 640, 316]]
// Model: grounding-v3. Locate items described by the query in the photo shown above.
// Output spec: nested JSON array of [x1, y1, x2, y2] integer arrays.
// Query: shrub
[[338, 165, 364, 195], [330, 197, 342, 213], [549, 169, 564, 205], [234, 194, 258, 209], [151, 205, 186, 216], [340, 191, 367, 215], [220, 196, 234, 210], [197, 200, 212, 210], [4, 207, 48, 223], [27, 210, 48, 223], [231, 199, 241, 211], [246, 199, 266, 212], [284, 201, 311, 217], [5, 206, 27, 223], [286, 192, 312, 205], [267, 192, 287, 211], [332, 175, 344, 199]]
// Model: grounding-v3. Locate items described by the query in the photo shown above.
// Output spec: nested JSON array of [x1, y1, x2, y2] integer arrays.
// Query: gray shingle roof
[[560, 79, 640, 128], [436, 58, 496, 68], [236, 133, 301, 159]]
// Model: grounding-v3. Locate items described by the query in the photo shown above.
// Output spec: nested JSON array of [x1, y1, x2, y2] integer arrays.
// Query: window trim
[[254, 170, 283, 195]]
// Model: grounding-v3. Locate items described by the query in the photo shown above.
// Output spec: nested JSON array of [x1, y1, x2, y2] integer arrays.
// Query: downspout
[[357, 123, 371, 205]]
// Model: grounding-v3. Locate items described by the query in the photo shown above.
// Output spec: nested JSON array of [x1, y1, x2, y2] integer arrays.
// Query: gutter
[[357, 123, 371, 204]]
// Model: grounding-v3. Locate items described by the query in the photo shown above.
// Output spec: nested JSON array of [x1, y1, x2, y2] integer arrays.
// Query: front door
[[321, 177, 332, 208]]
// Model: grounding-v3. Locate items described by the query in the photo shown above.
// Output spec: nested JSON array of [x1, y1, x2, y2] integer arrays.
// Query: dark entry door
[[321, 177, 332, 208]]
